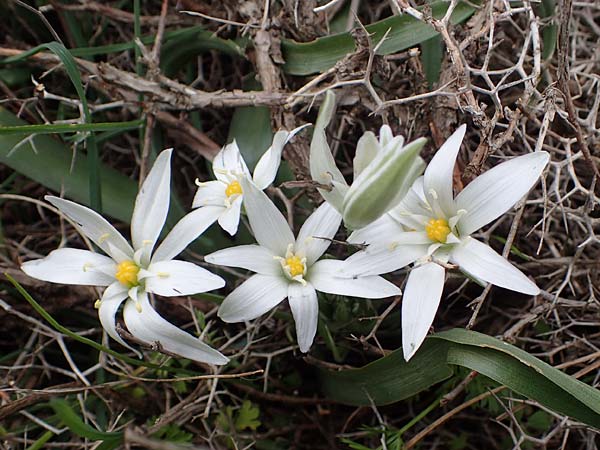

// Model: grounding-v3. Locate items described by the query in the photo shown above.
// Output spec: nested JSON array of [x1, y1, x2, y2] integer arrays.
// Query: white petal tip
[[403, 345, 417, 362]]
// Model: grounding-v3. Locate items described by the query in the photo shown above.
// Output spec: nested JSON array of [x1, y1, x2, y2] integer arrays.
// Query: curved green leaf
[[320, 328, 600, 428], [282, 1, 478, 75], [50, 398, 122, 447], [319, 338, 454, 405]]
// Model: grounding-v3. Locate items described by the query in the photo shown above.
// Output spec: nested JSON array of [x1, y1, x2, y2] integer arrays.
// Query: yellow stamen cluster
[[285, 255, 306, 277], [425, 218, 451, 243], [225, 180, 243, 197], [115, 260, 140, 287]]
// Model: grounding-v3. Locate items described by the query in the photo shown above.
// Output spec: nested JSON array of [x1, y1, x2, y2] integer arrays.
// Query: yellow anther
[[425, 218, 451, 243], [94, 299, 101, 309], [156, 272, 170, 278], [135, 301, 142, 313], [98, 233, 110, 243], [225, 180, 243, 197], [82, 262, 93, 272], [115, 260, 140, 287], [285, 255, 305, 277]]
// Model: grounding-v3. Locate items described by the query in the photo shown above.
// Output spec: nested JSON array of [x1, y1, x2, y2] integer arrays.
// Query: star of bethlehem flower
[[204, 177, 401, 352], [310, 91, 426, 230], [340, 125, 550, 361], [21, 150, 229, 365], [192, 126, 306, 236]]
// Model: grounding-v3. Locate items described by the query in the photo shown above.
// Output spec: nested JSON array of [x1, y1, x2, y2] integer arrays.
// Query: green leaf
[[235, 400, 261, 431], [50, 398, 122, 445], [282, 1, 478, 75], [227, 106, 273, 172], [437, 329, 600, 427], [2, 41, 102, 211], [319, 338, 454, 405], [539, 0, 557, 60], [320, 328, 600, 428], [421, 34, 443, 86], [0, 107, 135, 223]]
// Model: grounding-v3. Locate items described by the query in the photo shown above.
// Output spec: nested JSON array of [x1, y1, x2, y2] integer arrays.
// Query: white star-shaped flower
[[340, 125, 550, 361], [21, 150, 229, 365], [205, 177, 400, 352], [192, 126, 306, 235]]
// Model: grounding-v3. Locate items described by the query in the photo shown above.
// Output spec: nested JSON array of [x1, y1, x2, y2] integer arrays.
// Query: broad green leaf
[[3, 42, 103, 211], [320, 328, 600, 428], [0, 108, 225, 250], [282, 1, 478, 75], [319, 338, 454, 405], [421, 34, 443, 86], [539, 0, 557, 60], [227, 106, 273, 171], [436, 328, 600, 427], [0, 107, 135, 222]]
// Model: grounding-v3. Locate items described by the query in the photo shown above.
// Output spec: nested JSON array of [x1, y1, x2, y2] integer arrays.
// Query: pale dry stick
[[19, 410, 66, 435], [269, 186, 295, 229], [125, 428, 211, 450], [404, 386, 506, 449], [377, 79, 458, 109], [0, 48, 289, 108], [112, 369, 263, 383], [285, 66, 337, 105], [139, 0, 169, 184], [392, 0, 483, 119], [313, 0, 345, 13], [203, 366, 221, 418], [55, 336, 91, 387], [361, 295, 402, 342], [251, 345, 297, 393], [180, 10, 259, 28]]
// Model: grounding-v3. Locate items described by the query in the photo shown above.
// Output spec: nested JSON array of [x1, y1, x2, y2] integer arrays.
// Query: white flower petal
[[205, 244, 280, 276], [339, 243, 429, 277], [391, 177, 432, 219], [402, 262, 446, 361], [348, 213, 405, 246], [423, 125, 465, 217], [455, 152, 550, 236], [152, 206, 222, 263], [131, 149, 172, 259], [144, 260, 225, 297], [46, 196, 133, 262], [240, 178, 294, 256], [309, 259, 401, 298], [288, 283, 319, 353], [97, 282, 139, 354], [310, 91, 348, 212], [449, 237, 539, 295], [353, 131, 379, 178], [218, 274, 289, 322], [123, 293, 229, 365], [192, 180, 227, 208], [253, 125, 308, 190], [295, 202, 342, 265], [217, 195, 243, 236], [213, 140, 250, 180], [22, 248, 115, 286]]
